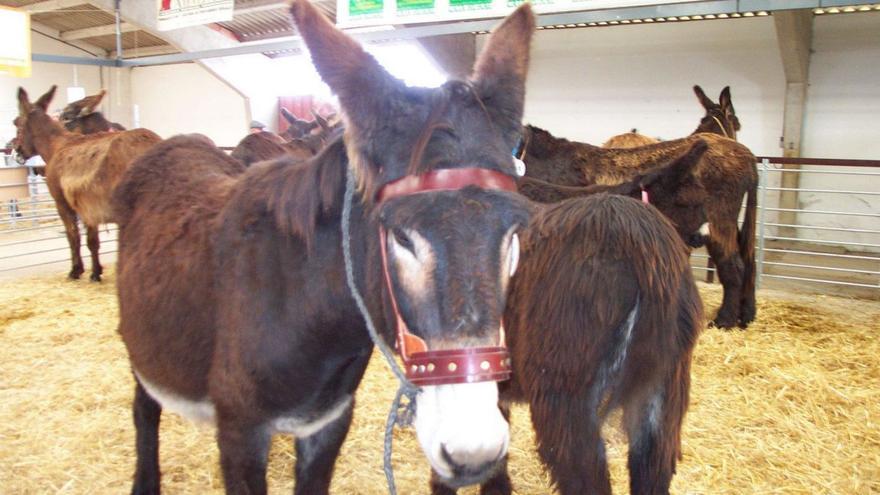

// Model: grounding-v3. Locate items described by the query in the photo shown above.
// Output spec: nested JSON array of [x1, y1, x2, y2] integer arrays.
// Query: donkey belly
[[135, 369, 351, 437]]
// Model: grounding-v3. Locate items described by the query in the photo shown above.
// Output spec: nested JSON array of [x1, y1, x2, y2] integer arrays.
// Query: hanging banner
[[0, 7, 31, 78], [157, 0, 234, 31], [337, 0, 703, 28]]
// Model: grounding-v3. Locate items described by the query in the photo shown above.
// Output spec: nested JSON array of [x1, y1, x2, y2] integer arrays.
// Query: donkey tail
[[737, 172, 758, 326]]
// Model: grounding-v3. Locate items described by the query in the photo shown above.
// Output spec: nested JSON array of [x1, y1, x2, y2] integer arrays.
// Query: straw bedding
[[1, 268, 878, 494]]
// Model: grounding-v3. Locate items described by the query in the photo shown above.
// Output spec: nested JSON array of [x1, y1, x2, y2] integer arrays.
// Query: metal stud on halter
[[377, 168, 517, 386]]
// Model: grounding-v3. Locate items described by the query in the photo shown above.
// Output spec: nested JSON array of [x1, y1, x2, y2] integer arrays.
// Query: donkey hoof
[[710, 314, 737, 330], [90, 273, 102, 282], [68, 269, 84, 280]]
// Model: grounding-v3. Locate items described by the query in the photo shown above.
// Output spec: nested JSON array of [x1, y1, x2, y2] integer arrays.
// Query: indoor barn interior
[[0, 0, 877, 494]]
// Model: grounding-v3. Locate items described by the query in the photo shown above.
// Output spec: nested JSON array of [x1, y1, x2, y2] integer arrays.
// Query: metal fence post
[[756, 159, 769, 290]]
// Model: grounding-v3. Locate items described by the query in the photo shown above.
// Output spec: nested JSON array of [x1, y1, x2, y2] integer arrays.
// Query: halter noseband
[[377, 168, 517, 386]]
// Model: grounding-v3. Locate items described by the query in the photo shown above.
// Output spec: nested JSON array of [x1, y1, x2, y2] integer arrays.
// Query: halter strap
[[376, 167, 516, 386], [710, 115, 730, 139], [377, 167, 517, 203]]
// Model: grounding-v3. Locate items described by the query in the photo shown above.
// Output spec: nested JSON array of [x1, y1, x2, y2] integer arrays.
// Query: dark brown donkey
[[13, 86, 161, 281], [601, 85, 743, 286], [479, 194, 703, 495], [60, 90, 127, 134], [114, 2, 536, 493], [518, 140, 709, 246], [520, 125, 757, 329]]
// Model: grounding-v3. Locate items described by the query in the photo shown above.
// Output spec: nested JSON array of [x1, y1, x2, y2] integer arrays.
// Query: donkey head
[[279, 107, 318, 140], [60, 90, 106, 122], [693, 85, 740, 140], [635, 140, 709, 247], [13, 85, 57, 161], [290, 0, 534, 486]]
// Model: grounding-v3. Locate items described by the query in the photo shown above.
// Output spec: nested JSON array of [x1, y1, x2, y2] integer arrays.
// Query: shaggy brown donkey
[[518, 140, 709, 246], [13, 86, 161, 281], [60, 90, 127, 134], [466, 194, 702, 495], [115, 2, 537, 493], [520, 126, 757, 329], [604, 86, 743, 285]]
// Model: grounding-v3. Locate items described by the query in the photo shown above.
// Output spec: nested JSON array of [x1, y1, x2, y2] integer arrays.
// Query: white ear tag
[[513, 156, 526, 177]]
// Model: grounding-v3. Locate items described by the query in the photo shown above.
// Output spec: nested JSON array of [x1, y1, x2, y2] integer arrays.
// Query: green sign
[[349, 0, 383, 16], [397, 0, 434, 13], [449, 0, 492, 11]]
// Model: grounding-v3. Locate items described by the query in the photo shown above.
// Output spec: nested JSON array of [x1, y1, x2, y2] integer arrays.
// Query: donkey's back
[[503, 194, 703, 495], [114, 135, 246, 399], [51, 128, 161, 225]]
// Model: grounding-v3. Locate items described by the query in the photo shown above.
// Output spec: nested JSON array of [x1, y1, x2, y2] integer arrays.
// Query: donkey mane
[[226, 135, 349, 249]]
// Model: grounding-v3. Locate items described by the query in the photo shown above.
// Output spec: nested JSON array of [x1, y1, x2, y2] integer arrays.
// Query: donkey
[[519, 125, 756, 329], [518, 140, 709, 246], [229, 130, 314, 166], [113, 2, 536, 493], [482, 194, 703, 495], [603, 85, 739, 149], [60, 90, 127, 134], [13, 86, 161, 281]]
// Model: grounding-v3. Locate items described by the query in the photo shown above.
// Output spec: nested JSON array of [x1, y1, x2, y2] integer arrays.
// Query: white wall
[[799, 12, 880, 251], [130, 62, 248, 147], [480, 13, 880, 253], [0, 31, 103, 147], [511, 16, 786, 156]]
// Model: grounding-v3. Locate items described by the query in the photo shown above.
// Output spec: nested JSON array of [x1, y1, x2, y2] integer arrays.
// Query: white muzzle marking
[[413, 381, 509, 480]]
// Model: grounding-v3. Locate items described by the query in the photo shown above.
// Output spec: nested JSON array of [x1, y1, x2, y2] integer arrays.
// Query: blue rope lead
[[340, 167, 421, 495]]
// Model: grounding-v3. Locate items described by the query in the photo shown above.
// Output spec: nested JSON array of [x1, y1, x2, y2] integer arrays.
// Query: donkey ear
[[312, 110, 330, 132], [693, 85, 714, 110], [289, 0, 401, 134], [471, 3, 536, 149], [81, 90, 106, 115], [35, 85, 57, 112], [719, 86, 733, 112], [280, 107, 297, 125], [17, 87, 31, 115]]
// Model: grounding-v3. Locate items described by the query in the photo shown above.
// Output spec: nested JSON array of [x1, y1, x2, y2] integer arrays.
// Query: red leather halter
[[377, 168, 517, 386]]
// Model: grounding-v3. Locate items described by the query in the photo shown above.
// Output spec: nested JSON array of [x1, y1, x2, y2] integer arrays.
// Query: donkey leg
[[55, 200, 84, 280], [132, 380, 162, 495], [706, 239, 743, 329], [217, 420, 271, 495], [623, 360, 691, 495], [531, 392, 610, 495], [86, 224, 103, 282], [293, 401, 355, 495]]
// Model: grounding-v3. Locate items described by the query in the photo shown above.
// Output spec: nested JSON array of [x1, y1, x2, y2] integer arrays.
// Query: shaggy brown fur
[[521, 125, 757, 329], [517, 140, 708, 245], [477, 194, 703, 495], [14, 86, 161, 281], [602, 129, 660, 148]]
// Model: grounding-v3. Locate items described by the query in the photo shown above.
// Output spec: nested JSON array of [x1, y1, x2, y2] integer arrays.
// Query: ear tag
[[513, 156, 526, 177]]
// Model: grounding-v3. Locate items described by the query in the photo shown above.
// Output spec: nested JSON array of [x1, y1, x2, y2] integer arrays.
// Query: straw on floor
[[1, 268, 878, 494]]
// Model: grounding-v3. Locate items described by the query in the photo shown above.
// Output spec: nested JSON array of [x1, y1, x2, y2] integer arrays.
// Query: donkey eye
[[390, 228, 415, 254]]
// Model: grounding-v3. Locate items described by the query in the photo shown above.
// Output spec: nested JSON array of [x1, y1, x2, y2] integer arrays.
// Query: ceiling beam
[[111, 45, 178, 59], [21, 0, 86, 12], [60, 22, 138, 41], [31, 20, 109, 57]]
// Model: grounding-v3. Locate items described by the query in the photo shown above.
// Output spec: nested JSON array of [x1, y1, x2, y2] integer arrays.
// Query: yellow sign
[[0, 7, 31, 78]]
